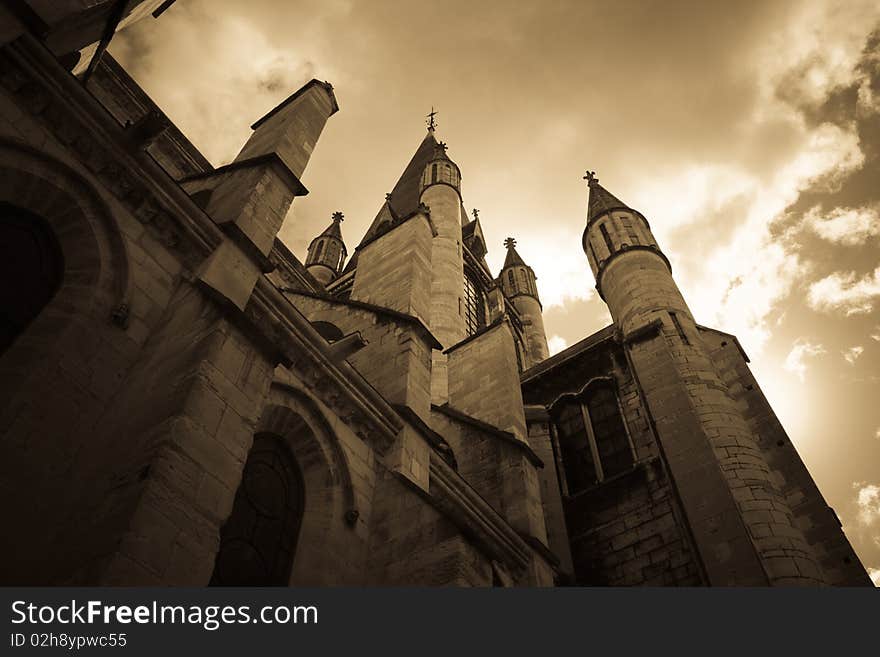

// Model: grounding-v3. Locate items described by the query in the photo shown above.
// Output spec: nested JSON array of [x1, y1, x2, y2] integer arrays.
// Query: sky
[[109, 0, 880, 584]]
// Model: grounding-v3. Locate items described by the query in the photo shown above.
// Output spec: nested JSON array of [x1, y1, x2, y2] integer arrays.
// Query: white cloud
[[784, 339, 826, 381], [854, 482, 880, 526], [758, 1, 880, 112], [843, 345, 865, 365], [869, 567, 880, 587], [875, 427, 880, 440], [111, 10, 319, 165], [806, 267, 880, 316], [632, 121, 863, 358], [547, 335, 568, 355], [803, 205, 880, 245], [497, 229, 596, 310]]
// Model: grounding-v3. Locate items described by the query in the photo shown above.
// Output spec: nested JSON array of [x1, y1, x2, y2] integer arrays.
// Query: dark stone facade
[[0, 2, 871, 587]]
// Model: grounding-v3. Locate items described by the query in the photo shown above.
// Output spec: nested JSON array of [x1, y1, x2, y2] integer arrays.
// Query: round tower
[[305, 211, 347, 285], [419, 136, 465, 403], [420, 138, 465, 348], [581, 171, 822, 586], [499, 237, 549, 364]]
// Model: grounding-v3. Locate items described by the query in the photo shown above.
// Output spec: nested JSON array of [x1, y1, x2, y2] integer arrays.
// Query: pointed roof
[[585, 171, 633, 224], [356, 130, 463, 249], [310, 211, 346, 252], [355, 131, 438, 247], [502, 237, 527, 269], [320, 211, 345, 240]]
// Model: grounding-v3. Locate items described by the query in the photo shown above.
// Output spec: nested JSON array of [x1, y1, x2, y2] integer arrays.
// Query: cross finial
[[504, 237, 516, 250], [427, 107, 438, 132], [583, 170, 598, 185], [385, 192, 393, 201], [332, 211, 344, 222], [472, 208, 480, 221]]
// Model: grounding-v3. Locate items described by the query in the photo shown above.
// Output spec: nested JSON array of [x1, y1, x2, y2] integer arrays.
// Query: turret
[[581, 171, 822, 586], [499, 237, 548, 364], [419, 132, 466, 402], [305, 211, 347, 285]]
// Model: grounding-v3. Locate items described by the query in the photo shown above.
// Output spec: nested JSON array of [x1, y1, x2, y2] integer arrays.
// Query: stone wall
[[430, 406, 548, 545], [284, 293, 434, 421], [522, 338, 703, 585], [700, 328, 872, 586], [446, 320, 527, 441], [351, 215, 433, 325]]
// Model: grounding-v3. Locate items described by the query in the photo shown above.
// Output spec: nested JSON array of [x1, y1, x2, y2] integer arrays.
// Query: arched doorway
[[210, 433, 305, 586], [0, 203, 64, 356]]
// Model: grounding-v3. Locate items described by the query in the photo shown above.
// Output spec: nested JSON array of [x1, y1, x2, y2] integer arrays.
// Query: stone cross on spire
[[332, 211, 344, 222], [503, 237, 516, 250], [426, 107, 438, 132], [472, 208, 480, 221], [583, 170, 598, 185]]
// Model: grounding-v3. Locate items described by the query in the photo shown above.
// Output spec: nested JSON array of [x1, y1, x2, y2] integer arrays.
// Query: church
[[0, 0, 872, 586]]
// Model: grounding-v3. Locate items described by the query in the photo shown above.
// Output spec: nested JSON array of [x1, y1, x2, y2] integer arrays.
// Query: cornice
[[247, 277, 403, 455], [426, 455, 532, 575]]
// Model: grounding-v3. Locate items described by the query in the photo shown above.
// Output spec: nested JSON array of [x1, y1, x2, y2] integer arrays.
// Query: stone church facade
[[0, 1, 871, 586]]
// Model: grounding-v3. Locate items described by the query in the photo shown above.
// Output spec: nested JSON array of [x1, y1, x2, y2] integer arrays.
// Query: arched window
[[313, 240, 324, 260], [0, 204, 63, 356], [210, 433, 305, 586], [431, 163, 438, 184], [550, 380, 634, 495], [507, 270, 515, 288], [311, 320, 344, 343]]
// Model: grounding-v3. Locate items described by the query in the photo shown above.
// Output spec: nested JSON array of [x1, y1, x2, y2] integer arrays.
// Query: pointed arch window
[[550, 380, 634, 495], [314, 240, 324, 261], [507, 270, 515, 288], [210, 433, 305, 586]]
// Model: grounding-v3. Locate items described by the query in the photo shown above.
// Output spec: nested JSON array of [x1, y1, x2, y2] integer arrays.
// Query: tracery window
[[550, 380, 634, 495], [210, 433, 304, 586]]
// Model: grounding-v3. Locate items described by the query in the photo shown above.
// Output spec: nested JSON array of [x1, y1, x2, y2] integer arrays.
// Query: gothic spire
[[584, 170, 633, 224], [311, 210, 344, 242], [502, 236, 527, 269]]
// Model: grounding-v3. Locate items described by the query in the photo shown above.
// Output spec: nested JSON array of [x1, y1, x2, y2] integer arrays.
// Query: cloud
[[854, 482, 880, 526], [504, 231, 596, 309], [843, 345, 865, 364], [763, 2, 880, 112], [806, 267, 880, 316], [875, 427, 880, 440], [802, 204, 880, 245], [547, 335, 568, 356], [784, 339, 826, 381], [111, 6, 318, 165], [856, 30, 880, 116]]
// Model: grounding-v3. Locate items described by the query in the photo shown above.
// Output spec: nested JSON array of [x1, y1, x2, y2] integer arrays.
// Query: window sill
[[563, 455, 660, 502]]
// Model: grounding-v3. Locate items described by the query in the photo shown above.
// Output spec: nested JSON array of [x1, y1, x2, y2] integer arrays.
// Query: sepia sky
[[109, 0, 880, 584]]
